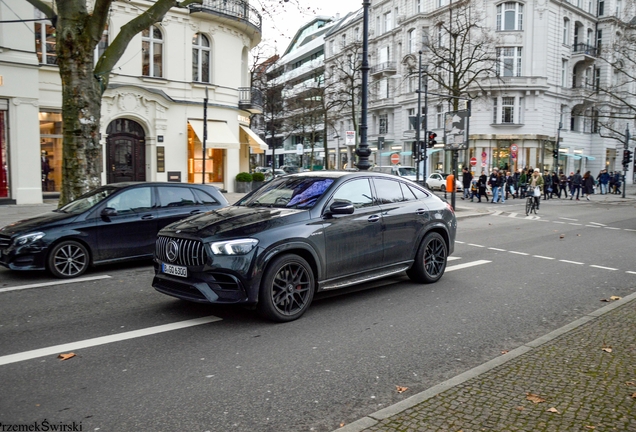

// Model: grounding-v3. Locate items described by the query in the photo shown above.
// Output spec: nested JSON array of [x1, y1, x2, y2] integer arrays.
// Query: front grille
[[155, 236, 207, 267], [0, 235, 11, 249]]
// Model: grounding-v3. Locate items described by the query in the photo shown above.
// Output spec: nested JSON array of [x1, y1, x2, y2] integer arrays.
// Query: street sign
[[390, 153, 400, 164], [470, 157, 477, 166], [345, 131, 356, 146], [444, 110, 470, 150], [296, 144, 303, 155]]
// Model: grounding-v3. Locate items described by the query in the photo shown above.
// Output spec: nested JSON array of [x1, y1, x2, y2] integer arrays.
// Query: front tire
[[257, 254, 315, 322], [48, 240, 90, 279], [407, 232, 447, 283]]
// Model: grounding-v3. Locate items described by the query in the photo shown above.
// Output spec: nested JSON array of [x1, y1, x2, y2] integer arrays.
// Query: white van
[[371, 166, 418, 182]]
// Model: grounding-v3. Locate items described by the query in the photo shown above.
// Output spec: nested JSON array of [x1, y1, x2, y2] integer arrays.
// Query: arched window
[[142, 25, 163, 77], [496, 2, 524, 31], [192, 33, 211, 83]]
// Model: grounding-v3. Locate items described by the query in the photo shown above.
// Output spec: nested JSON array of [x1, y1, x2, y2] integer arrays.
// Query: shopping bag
[[533, 186, 541, 197]]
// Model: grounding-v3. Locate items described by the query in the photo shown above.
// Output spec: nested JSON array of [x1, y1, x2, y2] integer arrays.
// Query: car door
[[155, 185, 213, 231], [94, 186, 157, 262], [372, 178, 430, 265], [322, 178, 384, 279]]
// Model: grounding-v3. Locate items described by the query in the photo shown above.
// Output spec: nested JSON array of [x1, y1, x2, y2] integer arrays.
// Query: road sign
[[470, 157, 477, 166], [390, 153, 400, 164]]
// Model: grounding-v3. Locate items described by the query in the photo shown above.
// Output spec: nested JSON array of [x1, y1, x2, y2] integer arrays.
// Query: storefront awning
[[239, 125, 268, 154], [576, 154, 596, 160], [425, 148, 444, 154], [188, 120, 240, 150]]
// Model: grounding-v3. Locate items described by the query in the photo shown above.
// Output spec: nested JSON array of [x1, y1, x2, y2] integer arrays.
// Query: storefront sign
[[345, 131, 356, 146], [167, 171, 181, 182], [157, 146, 165, 172]]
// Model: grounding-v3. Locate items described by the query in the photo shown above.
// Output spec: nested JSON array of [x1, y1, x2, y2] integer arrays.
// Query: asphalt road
[[1, 197, 635, 431]]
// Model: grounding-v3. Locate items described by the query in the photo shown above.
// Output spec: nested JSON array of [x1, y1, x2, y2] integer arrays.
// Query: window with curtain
[[496, 2, 523, 31], [142, 25, 163, 77], [192, 33, 210, 83], [496, 47, 522, 76]]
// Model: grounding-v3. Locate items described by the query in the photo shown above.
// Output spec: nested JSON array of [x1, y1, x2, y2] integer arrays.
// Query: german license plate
[[162, 262, 187, 278]]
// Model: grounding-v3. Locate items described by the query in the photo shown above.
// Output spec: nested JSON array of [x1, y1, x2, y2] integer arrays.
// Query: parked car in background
[[263, 169, 286, 181], [371, 165, 418, 182], [0, 183, 228, 278], [425, 172, 463, 192], [152, 171, 456, 322]]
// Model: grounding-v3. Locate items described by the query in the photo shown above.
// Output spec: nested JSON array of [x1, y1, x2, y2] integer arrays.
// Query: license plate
[[162, 262, 187, 278]]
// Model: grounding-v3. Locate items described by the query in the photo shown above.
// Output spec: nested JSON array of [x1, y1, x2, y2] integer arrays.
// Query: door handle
[[367, 215, 380, 223], [141, 214, 155, 220], [416, 208, 427, 215], [190, 209, 202, 215]]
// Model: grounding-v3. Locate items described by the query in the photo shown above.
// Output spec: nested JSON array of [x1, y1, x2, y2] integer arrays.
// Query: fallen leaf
[[339, 422, 345, 427], [626, 382, 636, 386], [602, 346, 612, 353], [526, 393, 546, 404], [585, 426, 596, 430], [547, 407, 560, 414], [559, 234, 565, 239], [632, 393, 636, 399], [501, 350, 509, 355], [609, 296, 622, 301], [516, 406, 525, 411], [57, 352, 76, 361], [395, 385, 408, 394], [577, 234, 581, 236]]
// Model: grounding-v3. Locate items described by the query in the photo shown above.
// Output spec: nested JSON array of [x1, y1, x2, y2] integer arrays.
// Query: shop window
[[0, 105, 8, 198], [39, 112, 63, 192], [187, 124, 223, 184]]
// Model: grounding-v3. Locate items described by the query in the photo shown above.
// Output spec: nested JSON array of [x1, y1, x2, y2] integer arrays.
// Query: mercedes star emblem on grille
[[166, 240, 179, 262]]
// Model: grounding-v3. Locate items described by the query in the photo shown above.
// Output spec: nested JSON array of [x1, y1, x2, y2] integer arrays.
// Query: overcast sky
[[258, 0, 363, 55]]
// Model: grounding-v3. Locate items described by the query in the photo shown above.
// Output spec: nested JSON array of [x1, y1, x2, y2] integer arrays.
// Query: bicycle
[[525, 184, 538, 215]]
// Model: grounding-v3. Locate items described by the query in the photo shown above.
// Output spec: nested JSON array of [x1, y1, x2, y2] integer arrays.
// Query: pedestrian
[[513, 169, 521, 198], [529, 168, 544, 210], [519, 168, 528, 198], [505, 171, 516, 199], [469, 178, 479, 201], [496, 170, 506, 203], [461, 167, 472, 200], [597, 169, 610, 194], [489, 168, 499, 202], [543, 170, 552, 200], [613, 171, 622, 194], [570, 169, 582, 200], [582, 170, 594, 200], [550, 171, 560, 198], [567, 171, 574, 196], [478, 171, 489, 202], [558, 172, 567, 198]]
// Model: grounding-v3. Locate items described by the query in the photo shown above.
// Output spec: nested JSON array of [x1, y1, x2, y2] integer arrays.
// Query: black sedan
[[152, 171, 457, 322], [0, 182, 228, 278]]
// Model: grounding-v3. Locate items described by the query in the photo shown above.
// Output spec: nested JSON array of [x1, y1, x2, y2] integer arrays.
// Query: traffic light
[[553, 149, 559, 158], [427, 132, 437, 148], [623, 149, 633, 166]]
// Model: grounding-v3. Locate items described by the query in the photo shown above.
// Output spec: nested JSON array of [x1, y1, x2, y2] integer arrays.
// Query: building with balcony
[[322, 0, 635, 183], [0, 0, 265, 204]]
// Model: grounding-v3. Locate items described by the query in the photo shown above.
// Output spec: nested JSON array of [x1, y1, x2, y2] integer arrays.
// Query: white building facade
[[0, 0, 265, 205], [323, 0, 635, 182]]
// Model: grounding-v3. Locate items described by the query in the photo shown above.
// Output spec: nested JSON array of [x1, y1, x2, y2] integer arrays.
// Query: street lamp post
[[356, 0, 372, 170], [623, 126, 630, 199], [555, 122, 562, 173]]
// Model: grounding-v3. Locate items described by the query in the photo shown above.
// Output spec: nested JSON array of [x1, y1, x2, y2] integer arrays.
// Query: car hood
[[0, 211, 79, 237], [160, 205, 305, 238]]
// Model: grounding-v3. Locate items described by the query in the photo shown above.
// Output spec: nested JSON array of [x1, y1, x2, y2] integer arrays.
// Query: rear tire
[[257, 254, 315, 322], [406, 232, 447, 284], [48, 240, 90, 279], [440, 185, 446, 192]]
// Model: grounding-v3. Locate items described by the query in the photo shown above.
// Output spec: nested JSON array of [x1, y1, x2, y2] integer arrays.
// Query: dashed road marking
[[0, 275, 112, 294], [552, 221, 566, 224], [627, 271, 636, 275], [559, 217, 578, 221], [589, 265, 618, 271], [509, 251, 529, 256], [625, 229, 636, 232], [448, 256, 462, 261], [467, 244, 485, 248], [488, 247, 506, 251], [568, 223, 582, 226], [604, 227, 620, 230], [560, 260, 584, 265], [533, 255, 555, 260], [589, 222, 606, 226], [586, 225, 601, 228]]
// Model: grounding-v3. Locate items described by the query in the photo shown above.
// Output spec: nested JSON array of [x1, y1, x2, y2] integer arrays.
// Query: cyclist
[[529, 168, 544, 210]]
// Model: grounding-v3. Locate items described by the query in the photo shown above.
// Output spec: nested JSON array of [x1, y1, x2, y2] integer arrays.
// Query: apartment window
[[594, 67, 601, 90], [384, 12, 393, 32], [436, 105, 443, 128], [437, 24, 444, 48], [497, 47, 522, 76], [379, 114, 389, 134], [561, 59, 568, 86], [597, 30, 603, 53], [407, 29, 415, 53], [142, 25, 163, 77], [616, 0, 622, 15], [192, 33, 210, 83], [598, 1, 604, 16], [355, 27, 360, 41], [379, 46, 390, 63], [501, 97, 515, 123], [416, 0, 422, 13], [341, 34, 347, 48], [586, 29, 593, 46], [93, 26, 109, 66], [563, 19, 569, 45], [329, 40, 335, 56], [496, 2, 523, 31], [378, 79, 390, 99], [35, 20, 57, 65], [492, 98, 498, 123]]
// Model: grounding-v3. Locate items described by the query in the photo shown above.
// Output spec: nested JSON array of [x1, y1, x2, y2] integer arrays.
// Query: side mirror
[[328, 200, 355, 215], [101, 207, 118, 217]]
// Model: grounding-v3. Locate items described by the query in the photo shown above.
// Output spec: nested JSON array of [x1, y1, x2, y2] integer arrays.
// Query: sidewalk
[[337, 293, 636, 432]]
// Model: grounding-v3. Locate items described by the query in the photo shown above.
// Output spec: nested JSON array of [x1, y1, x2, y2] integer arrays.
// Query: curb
[[333, 290, 636, 432]]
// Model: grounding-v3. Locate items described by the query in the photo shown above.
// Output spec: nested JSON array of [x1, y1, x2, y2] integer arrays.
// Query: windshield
[[397, 167, 417, 176], [58, 186, 118, 214], [237, 177, 335, 209]]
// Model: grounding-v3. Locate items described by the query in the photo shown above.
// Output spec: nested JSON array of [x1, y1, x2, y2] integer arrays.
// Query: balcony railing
[[189, 0, 262, 32], [370, 61, 397, 75], [239, 87, 263, 114], [572, 43, 597, 57]]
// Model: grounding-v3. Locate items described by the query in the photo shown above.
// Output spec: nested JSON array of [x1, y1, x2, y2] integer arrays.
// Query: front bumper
[[0, 245, 48, 271]]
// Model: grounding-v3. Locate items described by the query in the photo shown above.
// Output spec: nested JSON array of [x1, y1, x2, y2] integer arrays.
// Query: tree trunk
[[56, 13, 102, 206]]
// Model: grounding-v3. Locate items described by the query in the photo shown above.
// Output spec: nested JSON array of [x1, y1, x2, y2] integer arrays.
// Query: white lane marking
[[448, 256, 462, 261], [625, 229, 636, 232], [585, 225, 601, 228], [508, 213, 518, 218], [509, 251, 529, 256], [533, 255, 555, 260], [589, 222, 606, 226], [559, 217, 578, 221], [488, 248, 507, 252], [589, 265, 618, 271], [569, 223, 583, 226], [552, 221, 566, 224], [604, 227, 620, 230], [627, 271, 636, 275], [0, 316, 222, 367], [560, 260, 584, 265], [455, 241, 465, 244], [0, 275, 112, 294], [467, 244, 485, 248], [445, 260, 491, 272]]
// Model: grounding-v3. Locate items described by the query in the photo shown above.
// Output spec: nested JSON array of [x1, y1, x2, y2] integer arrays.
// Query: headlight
[[210, 239, 258, 256], [15, 232, 45, 246]]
